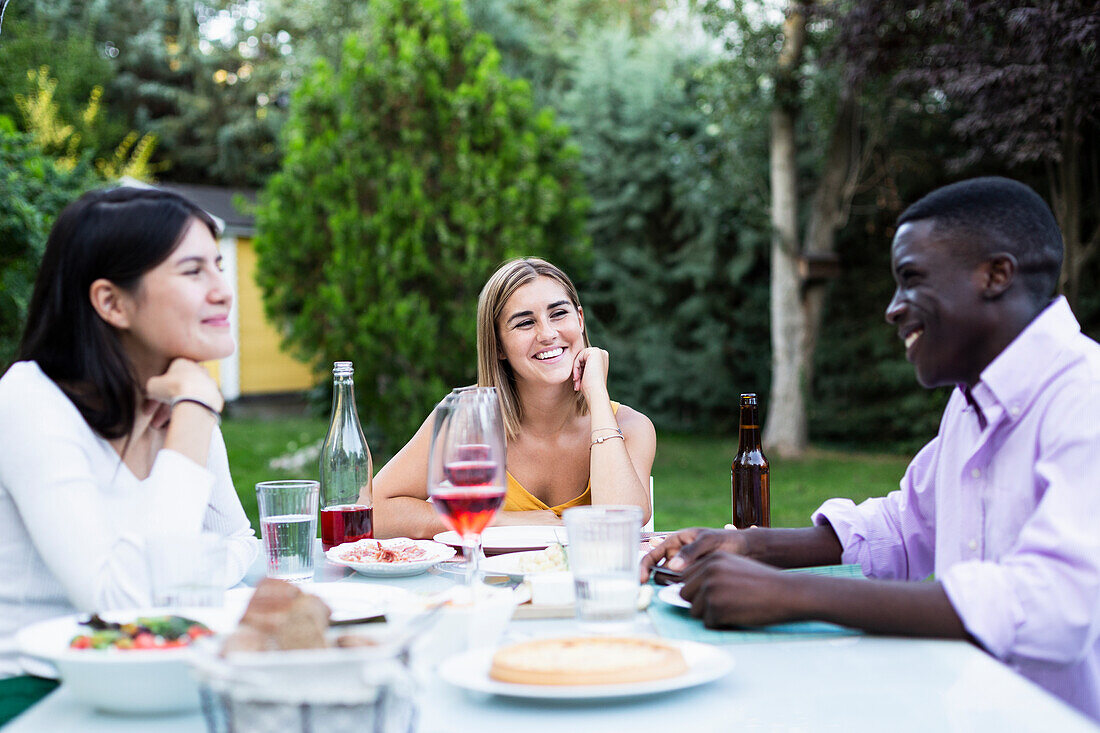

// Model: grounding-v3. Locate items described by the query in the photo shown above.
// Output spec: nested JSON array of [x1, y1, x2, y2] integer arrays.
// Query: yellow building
[[155, 182, 318, 400]]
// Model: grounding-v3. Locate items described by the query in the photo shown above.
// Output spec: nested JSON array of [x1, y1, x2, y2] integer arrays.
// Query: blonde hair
[[477, 258, 590, 440]]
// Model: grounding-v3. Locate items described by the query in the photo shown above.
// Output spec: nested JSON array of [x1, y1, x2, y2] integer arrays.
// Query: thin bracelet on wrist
[[170, 396, 222, 425], [591, 428, 624, 446]]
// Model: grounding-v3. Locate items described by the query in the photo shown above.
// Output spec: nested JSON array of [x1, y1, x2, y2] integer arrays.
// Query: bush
[[559, 28, 772, 433], [0, 119, 97, 368], [253, 0, 589, 450]]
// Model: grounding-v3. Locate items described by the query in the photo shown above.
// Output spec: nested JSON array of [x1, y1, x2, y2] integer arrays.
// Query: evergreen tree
[[0, 118, 97, 368], [254, 0, 588, 448], [559, 27, 772, 432]]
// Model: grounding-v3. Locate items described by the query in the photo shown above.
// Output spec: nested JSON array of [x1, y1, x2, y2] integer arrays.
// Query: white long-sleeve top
[[0, 361, 258, 676]]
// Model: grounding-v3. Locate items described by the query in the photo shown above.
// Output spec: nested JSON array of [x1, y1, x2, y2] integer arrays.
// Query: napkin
[[647, 564, 866, 644]]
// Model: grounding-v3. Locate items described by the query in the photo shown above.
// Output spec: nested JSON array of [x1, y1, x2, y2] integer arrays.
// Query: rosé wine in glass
[[428, 389, 507, 586]]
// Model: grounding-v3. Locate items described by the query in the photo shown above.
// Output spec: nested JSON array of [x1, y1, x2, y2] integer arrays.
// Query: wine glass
[[427, 387, 507, 587]]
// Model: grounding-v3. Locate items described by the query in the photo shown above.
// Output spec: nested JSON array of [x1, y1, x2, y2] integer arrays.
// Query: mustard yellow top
[[503, 402, 619, 517]]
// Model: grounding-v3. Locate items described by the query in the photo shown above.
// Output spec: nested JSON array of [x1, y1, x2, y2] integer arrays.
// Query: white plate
[[437, 639, 733, 700], [658, 583, 692, 609], [15, 606, 238, 713], [325, 539, 456, 577], [480, 549, 568, 578], [434, 526, 568, 555], [224, 582, 414, 622]]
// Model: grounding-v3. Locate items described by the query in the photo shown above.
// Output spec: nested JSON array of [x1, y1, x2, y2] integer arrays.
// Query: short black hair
[[17, 187, 218, 439], [897, 177, 1063, 301]]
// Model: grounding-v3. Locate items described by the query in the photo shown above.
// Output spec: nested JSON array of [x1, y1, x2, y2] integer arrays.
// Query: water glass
[[147, 533, 227, 607], [563, 505, 643, 629], [256, 480, 319, 582]]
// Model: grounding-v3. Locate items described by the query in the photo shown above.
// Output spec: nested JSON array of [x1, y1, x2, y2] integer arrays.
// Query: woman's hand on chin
[[491, 509, 563, 526], [572, 347, 610, 399], [145, 358, 224, 411]]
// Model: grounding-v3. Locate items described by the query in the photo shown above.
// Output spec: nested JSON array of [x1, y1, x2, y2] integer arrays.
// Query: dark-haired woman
[[0, 188, 258, 676]]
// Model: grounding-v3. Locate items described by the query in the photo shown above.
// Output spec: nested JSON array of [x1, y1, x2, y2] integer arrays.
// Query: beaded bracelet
[[591, 428, 624, 445], [170, 396, 222, 425]]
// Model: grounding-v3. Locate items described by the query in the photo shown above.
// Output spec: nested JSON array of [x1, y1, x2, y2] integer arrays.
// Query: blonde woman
[[372, 258, 655, 539]]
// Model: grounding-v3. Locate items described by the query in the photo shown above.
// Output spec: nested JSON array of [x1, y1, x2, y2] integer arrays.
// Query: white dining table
[[5, 541, 1098, 733]]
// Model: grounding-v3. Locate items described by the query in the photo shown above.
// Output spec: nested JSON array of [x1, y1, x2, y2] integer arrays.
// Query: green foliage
[[254, 0, 589, 451], [0, 8, 123, 155], [15, 67, 160, 181], [559, 27, 772, 432], [465, 0, 670, 107], [0, 121, 97, 368], [85, 0, 284, 186]]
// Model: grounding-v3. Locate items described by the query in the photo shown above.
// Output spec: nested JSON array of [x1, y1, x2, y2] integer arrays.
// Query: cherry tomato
[[133, 633, 156, 649]]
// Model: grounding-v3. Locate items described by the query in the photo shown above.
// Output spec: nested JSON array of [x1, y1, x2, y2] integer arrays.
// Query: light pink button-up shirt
[[814, 297, 1100, 722]]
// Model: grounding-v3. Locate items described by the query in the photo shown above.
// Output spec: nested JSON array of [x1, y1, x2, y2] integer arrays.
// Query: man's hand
[[640, 527, 749, 581], [679, 552, 796, 628]]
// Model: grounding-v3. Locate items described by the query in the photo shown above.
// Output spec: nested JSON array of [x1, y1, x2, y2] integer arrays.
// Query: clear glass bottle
[[731, 393, 770, 528], [319, 361, 374, 550]]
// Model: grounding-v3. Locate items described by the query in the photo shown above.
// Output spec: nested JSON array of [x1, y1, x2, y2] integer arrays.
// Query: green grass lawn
[[221, 416, 328, 532], [222, 417, 915, 533]]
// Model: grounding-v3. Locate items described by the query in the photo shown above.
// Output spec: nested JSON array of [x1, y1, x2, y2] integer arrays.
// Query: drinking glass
[[427, 387, 507, 586], [563, 505, 643, 629], [256, 480, 319, 582]]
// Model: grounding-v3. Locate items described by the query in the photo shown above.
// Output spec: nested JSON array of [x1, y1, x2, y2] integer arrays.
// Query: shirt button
[[970, 468, 981, 479], [1010, 406, 1021, 417], [968, 539, 978, 551]]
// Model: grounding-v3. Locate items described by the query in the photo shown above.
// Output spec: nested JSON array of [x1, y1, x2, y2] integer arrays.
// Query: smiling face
[[885, 220, 996, 389], [115, 218, 234, 375], [497, 276, 585, 387]]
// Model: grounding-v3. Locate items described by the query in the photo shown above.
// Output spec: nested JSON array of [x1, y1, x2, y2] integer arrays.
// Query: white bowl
[[15, 606, 237, 714], [385, 585, 525, 667]]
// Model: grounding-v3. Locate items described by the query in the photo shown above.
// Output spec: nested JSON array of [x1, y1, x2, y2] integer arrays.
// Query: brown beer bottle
[[732, 393, 770, 528]]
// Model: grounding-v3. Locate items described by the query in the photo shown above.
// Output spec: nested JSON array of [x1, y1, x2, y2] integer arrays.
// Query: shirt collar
[[966, 297, 1081, 421]]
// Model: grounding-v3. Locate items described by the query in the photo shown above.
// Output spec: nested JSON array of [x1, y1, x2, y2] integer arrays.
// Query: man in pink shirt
[[643, 177, 1100, 721]]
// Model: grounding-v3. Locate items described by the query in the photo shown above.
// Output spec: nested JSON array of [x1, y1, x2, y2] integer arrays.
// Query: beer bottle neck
[[738, 404, 761, 451]]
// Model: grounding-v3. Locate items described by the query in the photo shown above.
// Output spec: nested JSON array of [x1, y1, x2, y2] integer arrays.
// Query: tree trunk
[[1052, 116, 1099, 311], [764, 4, 864, 458], [800, 92, 862, 411], [765, 103, 807, 456], [763, 7, 808, 457]]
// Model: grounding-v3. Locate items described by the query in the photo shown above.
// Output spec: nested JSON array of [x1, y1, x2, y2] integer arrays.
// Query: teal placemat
[[648, 564, 866, 644], [0, 676, 59, 726]]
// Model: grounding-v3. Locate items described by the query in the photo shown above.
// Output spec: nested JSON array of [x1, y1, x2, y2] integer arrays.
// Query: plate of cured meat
[[325, 538, 456, 577]]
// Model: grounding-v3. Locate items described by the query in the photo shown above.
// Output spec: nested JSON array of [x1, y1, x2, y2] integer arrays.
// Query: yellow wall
[[235, 237, 317, 394]]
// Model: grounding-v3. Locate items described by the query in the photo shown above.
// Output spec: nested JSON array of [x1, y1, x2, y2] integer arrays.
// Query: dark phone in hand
[[652, 565, 683, 585]]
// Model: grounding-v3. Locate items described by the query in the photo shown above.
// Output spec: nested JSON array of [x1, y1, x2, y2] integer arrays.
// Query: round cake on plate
[[488, 636, 689, 685]]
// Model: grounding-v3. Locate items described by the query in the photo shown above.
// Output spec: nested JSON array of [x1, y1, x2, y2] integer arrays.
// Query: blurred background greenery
[[2, 0, 1096, 505]]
